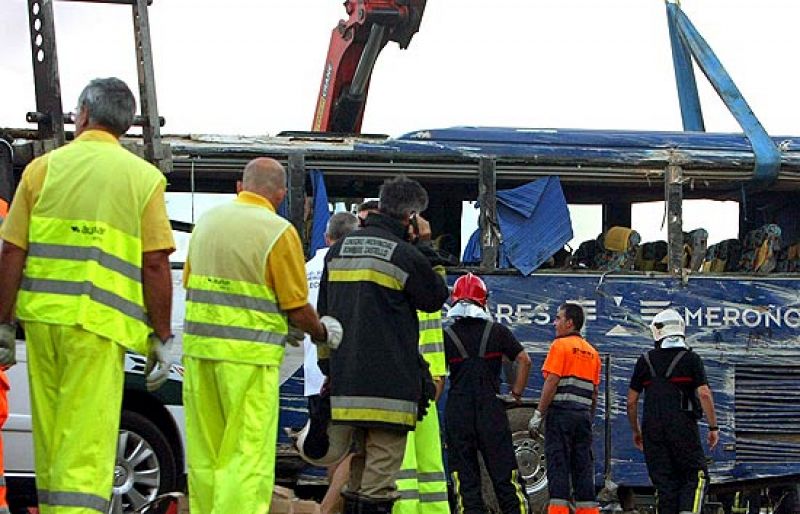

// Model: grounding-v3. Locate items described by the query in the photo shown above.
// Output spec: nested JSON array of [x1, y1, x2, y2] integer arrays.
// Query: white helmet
[[649, 308, 685, 341], [296, 421, 354, 467]]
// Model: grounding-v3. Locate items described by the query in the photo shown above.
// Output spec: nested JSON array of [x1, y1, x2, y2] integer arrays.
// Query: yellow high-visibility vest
[[16, 135, 164, 355], [183, 199, 290, 366]]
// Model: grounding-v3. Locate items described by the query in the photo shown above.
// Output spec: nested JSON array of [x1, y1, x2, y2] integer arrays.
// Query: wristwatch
[[709, 426, 719, 431]]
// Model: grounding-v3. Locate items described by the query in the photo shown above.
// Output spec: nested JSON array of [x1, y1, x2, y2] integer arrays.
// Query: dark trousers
[[544, 408, 596, 510], [643, 417, 707, 514], [446, 392, 529, 514]]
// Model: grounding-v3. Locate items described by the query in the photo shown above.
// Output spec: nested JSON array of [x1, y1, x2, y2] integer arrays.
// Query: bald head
[[241, 158, 287, 207]]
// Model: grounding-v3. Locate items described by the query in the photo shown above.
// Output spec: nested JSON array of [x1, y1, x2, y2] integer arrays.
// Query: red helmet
[[451, 273, 488, 307]]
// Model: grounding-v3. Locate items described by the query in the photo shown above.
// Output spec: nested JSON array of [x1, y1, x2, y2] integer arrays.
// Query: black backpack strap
[[643, 351, 657, 377], [478, 321, 493, 358], [444, 326, 469, 359], [665, 350, 688, 379]]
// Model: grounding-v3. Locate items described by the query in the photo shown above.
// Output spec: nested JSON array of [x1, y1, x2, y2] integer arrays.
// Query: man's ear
[[235, 181, 243, 194], [75, 108, 89, 135]]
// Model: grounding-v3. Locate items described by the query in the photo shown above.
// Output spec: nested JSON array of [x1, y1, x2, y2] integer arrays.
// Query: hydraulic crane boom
[[312, 0, 427, 133]]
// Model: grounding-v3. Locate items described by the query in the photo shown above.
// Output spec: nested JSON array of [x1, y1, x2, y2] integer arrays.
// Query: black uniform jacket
[[318, 213, 449, 430]]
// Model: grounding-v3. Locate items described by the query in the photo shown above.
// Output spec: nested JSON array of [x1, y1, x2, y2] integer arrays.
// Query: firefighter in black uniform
[[627, 308, 719, 514], [443, 273, 532, 514], [318, 176, 449, 514]]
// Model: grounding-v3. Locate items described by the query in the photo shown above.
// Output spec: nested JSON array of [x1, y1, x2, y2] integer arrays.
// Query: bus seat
[[683, 228, 708, 272], [703, 239, 742, 273], [739, 224, 782, 273], [569, 237, 602, 269], [776, 242, 800, 272], [596, 226, 641, 271], [635, 240, 668, 272]]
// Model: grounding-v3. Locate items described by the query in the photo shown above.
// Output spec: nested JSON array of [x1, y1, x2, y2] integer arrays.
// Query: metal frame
[[25, 0, 170, 172], [667, 2, 780, 188]]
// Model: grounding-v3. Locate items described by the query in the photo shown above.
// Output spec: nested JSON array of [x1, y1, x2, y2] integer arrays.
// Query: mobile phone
[[409, 212, 419, 237]]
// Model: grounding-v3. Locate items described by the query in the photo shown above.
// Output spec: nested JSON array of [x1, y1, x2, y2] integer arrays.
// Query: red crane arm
[[312, 0, 426, 133]]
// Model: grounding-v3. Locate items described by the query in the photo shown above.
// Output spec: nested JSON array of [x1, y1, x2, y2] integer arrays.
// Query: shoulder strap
[[665, 350, 688, 378], [643, 351, 657, 377], [478, 321, 493, 358], [444, 326, 469, 359]]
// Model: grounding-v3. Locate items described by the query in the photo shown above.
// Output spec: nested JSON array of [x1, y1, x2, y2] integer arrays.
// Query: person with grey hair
[[317, 176, 449, 513], [182, 157, 343, 514], [300, 211, 359, 514], [0, 77, 175, 512]]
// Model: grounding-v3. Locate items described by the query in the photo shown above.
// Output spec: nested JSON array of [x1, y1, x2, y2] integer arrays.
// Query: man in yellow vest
[[0, 77, 176, 514], [182, 157, 342, 514], [393, 300, 449, 514]]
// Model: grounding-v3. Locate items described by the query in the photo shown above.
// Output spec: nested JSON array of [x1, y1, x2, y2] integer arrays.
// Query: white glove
[[0, 323, 16, 368], [286, 325, 305, 347], [145, 334, 180, 392], [528, 409, 544, 436], [319, 316, 343, 349]]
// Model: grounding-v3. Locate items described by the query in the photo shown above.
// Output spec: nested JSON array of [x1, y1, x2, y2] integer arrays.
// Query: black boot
[[358, 495, 396, 514], [341, 490, 362, 514]]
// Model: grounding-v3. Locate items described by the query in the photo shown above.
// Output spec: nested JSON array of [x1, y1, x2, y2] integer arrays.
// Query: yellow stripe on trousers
[[511, 469, 528, 514], [692, 470, 707, 514], [24, 322, 124, 514]]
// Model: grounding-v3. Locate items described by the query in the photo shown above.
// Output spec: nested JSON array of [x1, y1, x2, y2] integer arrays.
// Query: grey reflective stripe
[[328, 257, 409, 286], [187, 288, 278, 314], [417, 471, 446, 483], [643, 352, 657, 377], [0, 507, 9, 514], [552, 392, 593, 406], [0, 475, 4, 486], [331, 395, 417, 414], [559, 376, 595, 391], [185, 321, 285, 345], [665, 351, 688, 378], [37, 490, 109, 513], [444, 326, 469, 359], [478, 321, 493, 357], [21, 277, 147, 323], [576, 501, 600, 508], [28, 243, 140, 282], [396, 469, 417, 480], [418, 318, 441, 331], [398, 490, 419, 500], [643, 350, 687, 378], [550, 499, 571, 506], [420, 492, 449, 503], [420, 343, 444, 355]]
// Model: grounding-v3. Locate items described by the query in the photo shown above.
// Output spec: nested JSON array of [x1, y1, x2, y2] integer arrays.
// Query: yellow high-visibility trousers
[[25, 322, 125, 514], [184, 356, 279, 514], [393, 402, 449, 514]]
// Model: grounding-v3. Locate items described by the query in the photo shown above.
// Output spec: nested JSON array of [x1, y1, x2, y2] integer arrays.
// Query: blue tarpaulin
[[462, 176, 573, 275], [277, 169, 331, 258], [308, 170, 330, 257]]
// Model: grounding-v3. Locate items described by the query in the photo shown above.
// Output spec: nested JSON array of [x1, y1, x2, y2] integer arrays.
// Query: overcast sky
[[3, 1, 799, 136], [3, 1, 799, 253]]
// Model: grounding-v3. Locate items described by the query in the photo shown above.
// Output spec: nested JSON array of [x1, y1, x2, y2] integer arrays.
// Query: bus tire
[[479, 407, 549, 514]]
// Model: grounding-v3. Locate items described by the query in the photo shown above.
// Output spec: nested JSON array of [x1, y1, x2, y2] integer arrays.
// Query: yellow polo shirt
[[0, 130, 174, 253], [183, 191, 309, 311]]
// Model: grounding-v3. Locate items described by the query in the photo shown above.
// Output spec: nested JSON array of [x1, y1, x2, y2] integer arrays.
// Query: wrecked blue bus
[[5, 122, 800, 512], [139, 122, 800, 511]]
